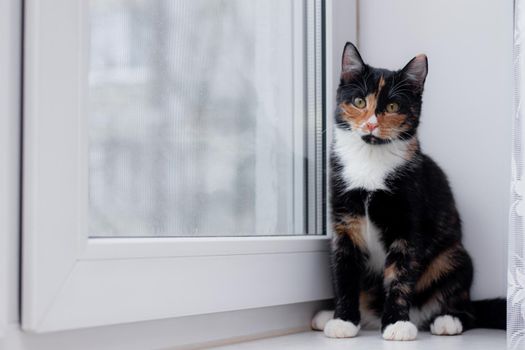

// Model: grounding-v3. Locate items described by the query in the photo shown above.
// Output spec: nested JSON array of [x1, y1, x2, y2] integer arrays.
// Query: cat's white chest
[[364, 197, 386, 272], [334, 128, 409, 192], [364, 216, 386, 272]]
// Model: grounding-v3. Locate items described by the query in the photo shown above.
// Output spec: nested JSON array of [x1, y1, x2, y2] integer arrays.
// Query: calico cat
[[311, 43, 506, 341]]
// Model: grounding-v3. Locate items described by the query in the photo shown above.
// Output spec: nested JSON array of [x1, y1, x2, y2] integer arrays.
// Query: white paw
[[382, 321, 418, 341], [430, 315, 463, 335], [323, 319, 360, 338], [311, 310, 334, 331]]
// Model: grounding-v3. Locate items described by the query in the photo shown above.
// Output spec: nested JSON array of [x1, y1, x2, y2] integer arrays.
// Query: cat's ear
[[402, 54, 428, 90], [341, 42, 364, 81]]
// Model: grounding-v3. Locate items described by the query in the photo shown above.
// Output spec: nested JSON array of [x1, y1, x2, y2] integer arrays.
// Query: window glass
[[88, 0, 308, 237]]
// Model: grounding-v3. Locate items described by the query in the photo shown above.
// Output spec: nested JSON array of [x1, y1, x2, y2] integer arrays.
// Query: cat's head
[[335, 42, 428, 145]]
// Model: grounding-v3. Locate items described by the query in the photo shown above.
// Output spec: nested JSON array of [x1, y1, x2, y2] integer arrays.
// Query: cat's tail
[[469, 298, 506, 330]]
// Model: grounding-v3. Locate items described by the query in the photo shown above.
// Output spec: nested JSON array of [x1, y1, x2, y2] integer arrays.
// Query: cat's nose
[[365, 122, 378, 132]]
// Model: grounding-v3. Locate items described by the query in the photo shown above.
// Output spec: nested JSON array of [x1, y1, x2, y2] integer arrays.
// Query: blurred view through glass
[[88, 0, 308, 237]]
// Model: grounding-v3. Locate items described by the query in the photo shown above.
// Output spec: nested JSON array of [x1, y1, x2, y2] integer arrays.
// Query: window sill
[[208, 329, 506, 350]]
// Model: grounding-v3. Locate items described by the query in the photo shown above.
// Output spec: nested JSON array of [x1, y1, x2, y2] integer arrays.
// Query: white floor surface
[[209, 329, 506, 350]]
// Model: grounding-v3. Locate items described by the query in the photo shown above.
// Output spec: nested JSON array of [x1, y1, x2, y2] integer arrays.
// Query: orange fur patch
[[377, 76, 386, 95], [393, 282, 411, 296], [415, 245, 460, 292], [389, 239, 409, 253], [384, 264, 397, 281], [360, 291, 371, 306], [404, 137, 420, 160], [396, 297, 408, 307], [359, 291, 377, 316], [339, 96, 377, 129], [377, 113, 410, 139], [334, 215, 366, 250]]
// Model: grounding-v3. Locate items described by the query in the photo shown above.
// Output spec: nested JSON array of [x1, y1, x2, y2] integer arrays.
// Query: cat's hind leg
[[430, 314, 463, 335], [414, 243, 474, 336], [311, 310, 334, 331], [428, 291, 472, 336]]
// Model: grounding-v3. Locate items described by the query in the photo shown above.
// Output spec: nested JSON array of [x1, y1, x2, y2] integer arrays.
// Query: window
[[88, 0, 314, 237], [23, 0, 330, 332]]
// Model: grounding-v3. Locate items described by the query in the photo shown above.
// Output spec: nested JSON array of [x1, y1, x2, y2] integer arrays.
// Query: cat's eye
[[386, 102, 400, 113], [353, 97, 367, 109]]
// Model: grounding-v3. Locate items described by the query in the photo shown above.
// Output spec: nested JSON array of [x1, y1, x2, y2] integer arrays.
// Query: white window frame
[[22, 0, 332, 333], [0, 0, 22, 339]]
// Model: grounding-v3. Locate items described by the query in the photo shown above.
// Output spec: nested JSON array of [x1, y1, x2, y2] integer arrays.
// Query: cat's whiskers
[[339, 82, 367, 96], [388, 78, 412, 99], [389, 76, 410, 91], [389, 88, 412, 100]]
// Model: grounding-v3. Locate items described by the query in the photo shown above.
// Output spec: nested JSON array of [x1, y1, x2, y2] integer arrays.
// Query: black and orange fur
[[322, 42, 505, 336]]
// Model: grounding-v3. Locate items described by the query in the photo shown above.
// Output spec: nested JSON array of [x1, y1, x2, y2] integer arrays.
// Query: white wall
[[357, 0, 513, 298], [327, 0, 358, 167]]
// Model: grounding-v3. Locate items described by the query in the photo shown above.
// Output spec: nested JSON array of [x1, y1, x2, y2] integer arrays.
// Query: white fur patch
[[368, 114, 378, 125], [334, 128, 411, 192], [311, 310, 334, 331], [360, 307, 382, 330], [409, 298, 443, 328], [314, 303, 444, 334], [364, 208, 386, 272], [313, 309, 381, 331], [382, 321, 418, 341], [315, 304, 443, 333], [430, 315, 463, 335], [324, 319, 360, 338]]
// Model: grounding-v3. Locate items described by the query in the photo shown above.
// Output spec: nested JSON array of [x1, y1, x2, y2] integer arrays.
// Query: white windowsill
[[208, 329, 506, 350]]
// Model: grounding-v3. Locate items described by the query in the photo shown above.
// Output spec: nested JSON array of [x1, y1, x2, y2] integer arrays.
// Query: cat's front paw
[[382, 321, 418, 341], [324, 319, 360, 338], [430, 315, 463, 335]]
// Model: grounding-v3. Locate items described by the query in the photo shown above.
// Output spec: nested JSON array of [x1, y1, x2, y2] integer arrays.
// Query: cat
[[311, 42, 506, 341]]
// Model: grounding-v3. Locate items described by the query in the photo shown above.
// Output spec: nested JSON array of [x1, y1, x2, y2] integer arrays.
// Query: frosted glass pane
[[88, 0, 306, 237]]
